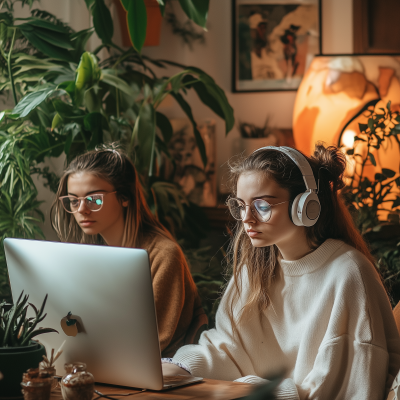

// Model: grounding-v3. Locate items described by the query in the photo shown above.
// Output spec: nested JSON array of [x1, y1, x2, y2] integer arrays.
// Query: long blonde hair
[[51, 146, 172, 247], [226, 144, 378, 330]]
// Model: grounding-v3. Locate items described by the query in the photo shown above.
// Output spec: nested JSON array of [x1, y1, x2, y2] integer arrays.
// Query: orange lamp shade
[[293, 55, 400, 156]]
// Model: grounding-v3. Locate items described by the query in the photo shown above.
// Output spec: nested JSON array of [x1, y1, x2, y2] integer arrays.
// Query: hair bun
[[311, 143, 346, 191], [95, 142, 121, 152]]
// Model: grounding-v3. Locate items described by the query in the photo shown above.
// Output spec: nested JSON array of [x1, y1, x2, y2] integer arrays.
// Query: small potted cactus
[[0, 291, 58, 398]]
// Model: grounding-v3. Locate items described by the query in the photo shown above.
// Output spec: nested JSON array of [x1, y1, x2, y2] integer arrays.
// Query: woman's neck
[[100, 216, 126, 247], [276, 228, 315, 261]]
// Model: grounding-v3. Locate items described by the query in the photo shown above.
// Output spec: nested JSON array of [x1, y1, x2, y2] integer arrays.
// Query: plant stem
[[8, 29, 17, 106], [116, 88, 120, 117], [112, 47, 134, 69]]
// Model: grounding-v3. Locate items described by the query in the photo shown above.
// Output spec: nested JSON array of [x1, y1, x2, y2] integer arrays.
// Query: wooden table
[[49, 379, 253, 399]]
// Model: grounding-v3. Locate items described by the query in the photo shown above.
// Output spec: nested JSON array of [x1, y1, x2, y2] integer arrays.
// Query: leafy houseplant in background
[[109, 0, 210, 53], [343, 102, 400, 305], [238, 117, 280, 156], [0, 0, 234, 320], [0, 291, 58, 397]]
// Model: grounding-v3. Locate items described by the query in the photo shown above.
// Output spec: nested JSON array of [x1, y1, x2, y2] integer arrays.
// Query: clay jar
[[38, 362, 57, 391], [60, 362, 94, 400], [21, 368, 53, 400]]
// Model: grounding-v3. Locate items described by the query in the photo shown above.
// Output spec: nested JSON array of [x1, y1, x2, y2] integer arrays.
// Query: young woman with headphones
[[51, 145, 206, 357], [162, 144, 400, 399]]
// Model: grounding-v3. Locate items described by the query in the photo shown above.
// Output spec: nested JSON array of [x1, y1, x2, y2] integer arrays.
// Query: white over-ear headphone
[[253, 146, 321, 227]]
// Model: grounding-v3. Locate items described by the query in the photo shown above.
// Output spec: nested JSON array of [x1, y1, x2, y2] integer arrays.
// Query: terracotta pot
[[113, 0, 163, 48]]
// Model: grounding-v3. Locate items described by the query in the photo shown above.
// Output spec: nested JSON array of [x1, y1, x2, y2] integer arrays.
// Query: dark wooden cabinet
[[354, 0, 400, 53], [202, 205, 235, 231]]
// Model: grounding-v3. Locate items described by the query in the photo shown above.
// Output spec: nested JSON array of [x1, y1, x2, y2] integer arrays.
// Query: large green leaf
[[85, 0, 95, 9], [126, 0, 147, 53], [84, 112, 104, 150], [12, 54, 63, 75], [101, 70, 138, 98], [157, 0, 166, 16], [158, 68, 234, 135], [120, 0, 129, 10], [171, 92, 207, 167], [137, 102, 156, 175], [156, 111, 172, 143], [52, 99, 85, 121], [70, 28, 94, 62], [92, 0, 114, 45], [11, 87, 54, 118], [20, 30, 73, 62], [33, 28, 73, 50], [178, 0, 209, 28], [16, 18, 70, 33], [186, 68, 234, 134], [57, 80, 75, 98]]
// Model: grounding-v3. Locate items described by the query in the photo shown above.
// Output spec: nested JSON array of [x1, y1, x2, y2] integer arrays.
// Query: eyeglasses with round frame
[[227, 197, 289, 223], [59, 191, 117, 214]]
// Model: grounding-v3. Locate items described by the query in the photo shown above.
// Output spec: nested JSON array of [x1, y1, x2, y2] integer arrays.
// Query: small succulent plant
[[0, 291, 58, 347]]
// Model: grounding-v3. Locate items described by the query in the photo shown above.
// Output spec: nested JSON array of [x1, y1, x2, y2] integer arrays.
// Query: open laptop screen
[[5, 238, 165, 390]]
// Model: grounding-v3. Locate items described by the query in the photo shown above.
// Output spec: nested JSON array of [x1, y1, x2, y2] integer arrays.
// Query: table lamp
[[292, 55, 400, 176]]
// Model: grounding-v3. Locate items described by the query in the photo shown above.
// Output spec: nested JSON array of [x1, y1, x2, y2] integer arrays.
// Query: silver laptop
[[4, 238, 202, 390]]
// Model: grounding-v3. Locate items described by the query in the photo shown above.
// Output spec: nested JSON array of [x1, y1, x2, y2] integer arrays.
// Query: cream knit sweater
[[173, 239, 400, 399]]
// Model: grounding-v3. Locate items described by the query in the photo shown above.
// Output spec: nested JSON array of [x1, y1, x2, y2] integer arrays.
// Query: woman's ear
[[122, 199, 129, 207]]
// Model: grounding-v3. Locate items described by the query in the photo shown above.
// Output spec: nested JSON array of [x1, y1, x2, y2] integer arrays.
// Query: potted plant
[[0, 291, 58, 398], [0, 0, 234, 302], [342, 101, 400, 305], [110, 0, 209, 52], [238, 118, 281, 156]]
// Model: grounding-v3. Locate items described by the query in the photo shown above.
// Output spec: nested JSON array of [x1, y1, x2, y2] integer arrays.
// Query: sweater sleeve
[[173, 276, 259, 381], [235, 336, 392, 400], [297, 336, 390, 400], [150, 240, 186, 352]]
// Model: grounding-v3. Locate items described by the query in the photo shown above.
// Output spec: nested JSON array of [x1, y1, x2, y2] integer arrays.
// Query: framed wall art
[[232, 0, 321, 92]]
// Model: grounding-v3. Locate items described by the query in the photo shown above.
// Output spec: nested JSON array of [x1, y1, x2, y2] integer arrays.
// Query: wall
[[11, 0, 353, 239]]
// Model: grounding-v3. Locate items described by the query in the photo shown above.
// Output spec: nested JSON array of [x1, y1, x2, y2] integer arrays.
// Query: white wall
[[322, 0, 353, 54]]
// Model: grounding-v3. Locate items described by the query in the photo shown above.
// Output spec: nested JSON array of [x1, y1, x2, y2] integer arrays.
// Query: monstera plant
[[0, 0, 234, 300]]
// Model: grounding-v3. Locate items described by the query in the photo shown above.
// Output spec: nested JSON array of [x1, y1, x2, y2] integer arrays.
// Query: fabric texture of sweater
[[141, 233, 205, 357], [173, 239, 400, 399]]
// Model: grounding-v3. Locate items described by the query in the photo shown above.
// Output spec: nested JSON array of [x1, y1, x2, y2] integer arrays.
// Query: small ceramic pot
[[60, 362, 94, 400], [21, 368, 53, 400]]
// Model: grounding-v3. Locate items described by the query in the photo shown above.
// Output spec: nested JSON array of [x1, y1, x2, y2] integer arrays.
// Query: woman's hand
[[162, 362, 191, 377]]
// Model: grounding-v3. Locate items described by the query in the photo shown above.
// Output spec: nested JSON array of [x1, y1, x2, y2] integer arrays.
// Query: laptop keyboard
[[163, 375, 194, 383], [163, 375, 202, 387]]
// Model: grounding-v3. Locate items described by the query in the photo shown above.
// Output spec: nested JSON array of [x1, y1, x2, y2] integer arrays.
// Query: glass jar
[[38, 362, 58, 391], [60, 362, 95, 400], [21, 368, 53, 400]]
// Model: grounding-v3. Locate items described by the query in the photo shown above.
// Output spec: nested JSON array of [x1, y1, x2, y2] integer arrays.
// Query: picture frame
[[232, 0, 321, 92]]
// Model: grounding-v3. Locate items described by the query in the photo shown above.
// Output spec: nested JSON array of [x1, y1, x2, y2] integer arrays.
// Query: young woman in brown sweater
[[51, 145, 206, 357]]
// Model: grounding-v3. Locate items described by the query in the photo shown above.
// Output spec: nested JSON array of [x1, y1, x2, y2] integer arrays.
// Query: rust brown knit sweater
[[141, 234, 206, 357]]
